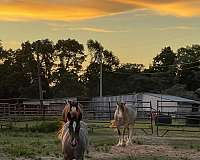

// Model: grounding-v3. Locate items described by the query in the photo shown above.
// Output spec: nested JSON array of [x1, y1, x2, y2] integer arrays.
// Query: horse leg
[[116, 128, 122, 146], [64, 156, 69, 160], [122, 127, 126, 147], [126, 125, 133, 145], [126, 127, 129, 143]]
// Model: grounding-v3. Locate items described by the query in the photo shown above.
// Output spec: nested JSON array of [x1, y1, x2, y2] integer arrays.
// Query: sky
[[0, 0, 200, 67]]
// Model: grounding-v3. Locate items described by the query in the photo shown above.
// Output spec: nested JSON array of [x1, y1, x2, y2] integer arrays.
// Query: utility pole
[[100, 58, 102, 97], [99, 52, 103, 97], [36, 52, 43, 114]]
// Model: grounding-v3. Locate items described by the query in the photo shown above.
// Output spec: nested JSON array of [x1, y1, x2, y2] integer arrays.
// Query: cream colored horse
[[112, 102, 137, 146]]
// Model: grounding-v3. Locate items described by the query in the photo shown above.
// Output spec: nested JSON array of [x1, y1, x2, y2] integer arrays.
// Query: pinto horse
[[58, 101, 88, 160], [59, 116, 88, 160], [111, 102, 137, 146]]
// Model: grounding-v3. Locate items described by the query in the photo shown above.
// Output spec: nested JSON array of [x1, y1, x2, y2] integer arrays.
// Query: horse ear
[[68, 100, 72, 105], [78, 112, 82, 121], [67, 112, 71, 120]]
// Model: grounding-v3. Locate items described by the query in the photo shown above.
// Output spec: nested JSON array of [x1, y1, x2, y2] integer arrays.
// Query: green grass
[[0, 120, 200, 159], [0, 129, 61, 158]]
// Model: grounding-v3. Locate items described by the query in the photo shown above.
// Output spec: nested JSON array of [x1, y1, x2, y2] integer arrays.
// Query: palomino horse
[[111, 102, 137, 146], [58, 101, 88, 160]]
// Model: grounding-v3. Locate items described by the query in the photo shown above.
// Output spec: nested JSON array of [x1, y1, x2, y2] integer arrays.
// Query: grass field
[[0, 120, 200, 160]]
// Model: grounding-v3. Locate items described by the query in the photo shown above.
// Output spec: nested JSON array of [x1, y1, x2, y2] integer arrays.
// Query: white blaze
[[73, 121, 76, 132]]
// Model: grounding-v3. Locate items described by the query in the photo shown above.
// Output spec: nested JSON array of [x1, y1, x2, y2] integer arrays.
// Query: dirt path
[[88, 144, 200, 160]]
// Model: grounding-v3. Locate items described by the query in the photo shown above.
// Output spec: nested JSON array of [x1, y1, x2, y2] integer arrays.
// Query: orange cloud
[[67, 27, 128, 33], [114, 0, 200, 17], [0, 0, 200, 21]]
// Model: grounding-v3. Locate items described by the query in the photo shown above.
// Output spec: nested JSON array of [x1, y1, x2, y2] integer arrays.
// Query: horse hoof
[[126, 141, 133, 146], [122, 143, 126, 147]]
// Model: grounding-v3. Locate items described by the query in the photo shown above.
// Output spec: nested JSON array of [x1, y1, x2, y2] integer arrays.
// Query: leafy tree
[[52, 39, 86, 97], [150, 46, 176, 72], [83, 40, 119, 96], [32, 39, 54, 80], [176, 45, 200, 90], [55, 39, 85, 73]]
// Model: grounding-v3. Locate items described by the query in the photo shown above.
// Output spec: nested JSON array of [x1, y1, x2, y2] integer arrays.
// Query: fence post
[[108, 101, 112, 120], [150, 101, 154, 134], [156, 100, 159, 136]]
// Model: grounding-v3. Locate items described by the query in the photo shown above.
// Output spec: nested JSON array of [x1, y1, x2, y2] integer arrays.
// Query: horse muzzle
[[71, 139, 78, 147]]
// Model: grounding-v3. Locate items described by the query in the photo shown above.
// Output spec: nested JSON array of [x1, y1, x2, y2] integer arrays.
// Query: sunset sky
[[1, 0, 200, 67]]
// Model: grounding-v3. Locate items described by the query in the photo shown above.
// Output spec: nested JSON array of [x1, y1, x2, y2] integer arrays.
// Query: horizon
[[1, 0, 200, 67]]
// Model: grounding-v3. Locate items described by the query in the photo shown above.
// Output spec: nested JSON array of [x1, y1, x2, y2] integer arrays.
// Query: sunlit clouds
[[0, 0, 200, 21], [47, 23, 128, 32], [0, 0, 132, 21]]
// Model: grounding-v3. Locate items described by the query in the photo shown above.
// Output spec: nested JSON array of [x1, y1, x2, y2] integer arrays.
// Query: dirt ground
[[88, 144, 200, 160], [87, 136, 200, 160], [2, 141, 200, 160]]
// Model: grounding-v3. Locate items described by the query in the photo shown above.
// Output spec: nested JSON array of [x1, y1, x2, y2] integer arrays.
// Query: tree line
[[0, 39, 200, 99]]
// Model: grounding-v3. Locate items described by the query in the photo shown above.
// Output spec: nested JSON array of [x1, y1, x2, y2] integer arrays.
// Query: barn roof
[[144, 93, 200, 104]]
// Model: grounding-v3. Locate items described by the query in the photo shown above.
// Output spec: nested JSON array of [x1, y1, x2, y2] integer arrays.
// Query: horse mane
[[57, 121, 66, 140], [57, 120, 88, 141]]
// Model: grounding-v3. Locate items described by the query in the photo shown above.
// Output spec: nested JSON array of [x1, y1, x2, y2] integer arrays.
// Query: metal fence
[[156, 100, 200, 136], [0, 100, 154, 134], [1, 99, 199, 137], [79, 100, 154, 134], [0, 103, 64, 123]]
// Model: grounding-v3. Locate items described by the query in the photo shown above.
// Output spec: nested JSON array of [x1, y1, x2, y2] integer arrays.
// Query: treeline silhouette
[[0, 39, 200, 99]]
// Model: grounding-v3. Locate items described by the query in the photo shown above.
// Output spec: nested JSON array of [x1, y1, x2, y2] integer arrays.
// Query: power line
[[152, 59, 200, 68]]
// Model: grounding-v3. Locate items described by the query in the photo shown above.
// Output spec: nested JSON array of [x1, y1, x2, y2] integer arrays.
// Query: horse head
[[117, 102, 126, 113], [62, 100, 82, 123]]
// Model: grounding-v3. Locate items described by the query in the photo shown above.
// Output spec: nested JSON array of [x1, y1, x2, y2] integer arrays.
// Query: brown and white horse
[[62, 101, 83, 123], [112, 102, 137, 146], [58, 101, 88, 160]]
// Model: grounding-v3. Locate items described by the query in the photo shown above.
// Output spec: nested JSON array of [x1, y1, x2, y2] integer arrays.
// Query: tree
[[55, 39, 85, 73], [52, 39, 86, 97], [150, 46, 176, 72], [176, 45, 200, 90], [32, 39, 55, 80], [83, 40, 119, 96]]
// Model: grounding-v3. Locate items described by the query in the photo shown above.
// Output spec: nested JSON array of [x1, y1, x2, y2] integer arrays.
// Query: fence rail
[[1, 99, 199, 137], [156, 100, 200, 136]]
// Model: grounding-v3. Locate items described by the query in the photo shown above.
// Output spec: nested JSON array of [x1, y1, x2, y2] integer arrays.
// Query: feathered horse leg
[[126, 125, 133, 145], [122, 127, 126, 147], [116, 128, 122, 146]]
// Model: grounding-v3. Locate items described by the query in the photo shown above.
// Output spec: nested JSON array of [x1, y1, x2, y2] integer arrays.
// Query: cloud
[[114, 0, 200, 17], [0, 0, 133, 21], [0, 0, 200, 21], [67, 27, 128, 33], [157, 25, 194, 31], [47, 23, 128, 32]]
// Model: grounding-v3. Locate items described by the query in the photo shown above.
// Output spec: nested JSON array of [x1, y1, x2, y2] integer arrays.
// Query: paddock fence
[[156, 100, 200, 136], [1, 99, 200, 137]]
